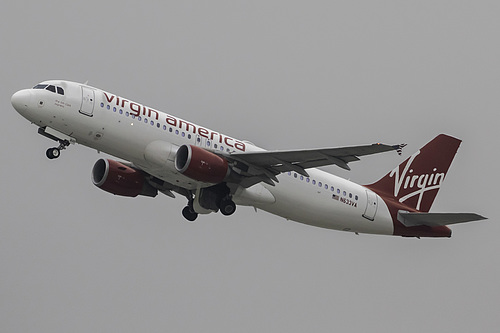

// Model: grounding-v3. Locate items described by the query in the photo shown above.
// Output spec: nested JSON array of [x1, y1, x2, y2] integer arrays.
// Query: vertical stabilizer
[[366, 134, 461, 212], [365, 134, 462, 237]]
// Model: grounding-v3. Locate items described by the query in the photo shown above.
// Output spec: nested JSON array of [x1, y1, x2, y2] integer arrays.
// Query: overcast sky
[[1, 1, 499, 332]]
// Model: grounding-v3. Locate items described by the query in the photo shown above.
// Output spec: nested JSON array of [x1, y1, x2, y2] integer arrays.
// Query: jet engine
[[92, 159, 157, 197], [175, 145, 229, 183]]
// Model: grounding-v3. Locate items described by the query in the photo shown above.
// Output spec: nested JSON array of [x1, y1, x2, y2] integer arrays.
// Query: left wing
[[226, 143, 404, 187]]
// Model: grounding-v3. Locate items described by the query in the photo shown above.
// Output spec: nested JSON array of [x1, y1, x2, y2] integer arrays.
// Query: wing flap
[[229, 143, 402, 182], [231, 143, 399, 167], [397, 211, 487, 227]]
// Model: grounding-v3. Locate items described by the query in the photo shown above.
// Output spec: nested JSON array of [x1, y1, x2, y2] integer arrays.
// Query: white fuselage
[[13, 80, 394, 235]]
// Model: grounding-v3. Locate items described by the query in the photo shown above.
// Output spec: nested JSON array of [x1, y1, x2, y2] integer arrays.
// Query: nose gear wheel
[[46, 147, 60, 159]]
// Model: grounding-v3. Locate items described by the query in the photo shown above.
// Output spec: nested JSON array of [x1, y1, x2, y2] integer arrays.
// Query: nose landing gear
[[46, 147, 60, 159], [38, 127, 73, 159], [45, 140, 70, 159]]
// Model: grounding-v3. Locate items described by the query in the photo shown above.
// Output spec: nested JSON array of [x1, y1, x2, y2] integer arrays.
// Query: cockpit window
[[32, 84, 65, 95]]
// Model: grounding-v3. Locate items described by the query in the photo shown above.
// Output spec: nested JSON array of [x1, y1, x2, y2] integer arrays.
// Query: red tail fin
[[366, 134, 461, 213]]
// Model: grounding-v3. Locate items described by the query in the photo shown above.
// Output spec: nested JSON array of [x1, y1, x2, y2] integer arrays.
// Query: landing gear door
[[80, 86, 95, 116], [362, 190, 378, 221]]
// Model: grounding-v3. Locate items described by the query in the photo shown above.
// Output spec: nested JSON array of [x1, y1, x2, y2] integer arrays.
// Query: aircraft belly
[[256, 172, 393, 235]]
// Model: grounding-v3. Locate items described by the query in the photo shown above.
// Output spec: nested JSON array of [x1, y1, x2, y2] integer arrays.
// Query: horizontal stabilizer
[[398, 211, 487, 227]]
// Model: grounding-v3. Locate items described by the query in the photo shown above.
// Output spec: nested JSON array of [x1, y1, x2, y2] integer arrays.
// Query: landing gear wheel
[[46, 147, 60, 159], [220, 199, 236, 216], [182, 206, 198, 222]]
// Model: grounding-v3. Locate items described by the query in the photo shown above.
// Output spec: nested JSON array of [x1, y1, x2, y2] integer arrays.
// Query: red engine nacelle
[[92, 159, 157, 197], [175, 145, 229, 183]]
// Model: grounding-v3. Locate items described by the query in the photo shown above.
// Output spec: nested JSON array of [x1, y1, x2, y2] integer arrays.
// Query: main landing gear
[[182, 200, 198, 222], [219, 197, 236, 216], [181, 187, 237, 222]]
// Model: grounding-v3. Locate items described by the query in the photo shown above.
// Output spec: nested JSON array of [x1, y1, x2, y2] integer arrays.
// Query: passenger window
[[46, 85, 56, 93], [57, 87, 64, 95]]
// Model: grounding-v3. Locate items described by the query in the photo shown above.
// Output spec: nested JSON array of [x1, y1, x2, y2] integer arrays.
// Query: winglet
[[394, 143, 407, 156]]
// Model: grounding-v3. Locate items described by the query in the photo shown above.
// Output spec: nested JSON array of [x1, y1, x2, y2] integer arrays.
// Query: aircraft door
[[80, 86, 95, 116], [362, 190, 378, 221]]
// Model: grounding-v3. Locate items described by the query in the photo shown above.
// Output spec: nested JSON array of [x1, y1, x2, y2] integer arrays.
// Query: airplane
[[11, 80, 486, 238]]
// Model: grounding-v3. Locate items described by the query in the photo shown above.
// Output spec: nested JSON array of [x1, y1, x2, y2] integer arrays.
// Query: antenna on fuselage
[[83, 80, 89, 85]]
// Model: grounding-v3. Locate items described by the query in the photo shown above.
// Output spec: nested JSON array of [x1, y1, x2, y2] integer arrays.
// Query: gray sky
[[1, 1, 499, 332]]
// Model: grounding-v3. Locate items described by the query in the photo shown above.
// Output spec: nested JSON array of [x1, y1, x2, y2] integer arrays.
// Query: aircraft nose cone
[[11, 90, 31, 113]]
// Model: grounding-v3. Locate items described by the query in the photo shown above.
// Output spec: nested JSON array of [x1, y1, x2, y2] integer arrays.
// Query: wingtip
[[393, 143, 407, 156]]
